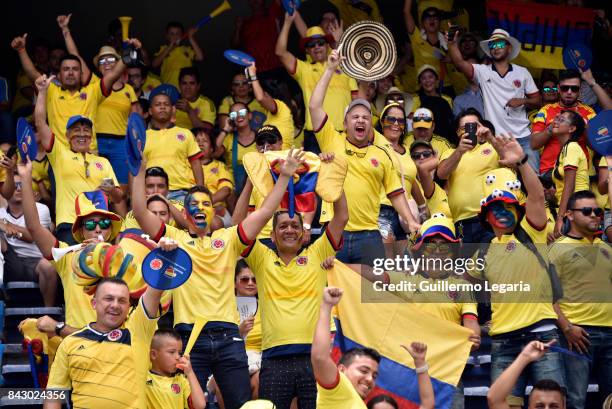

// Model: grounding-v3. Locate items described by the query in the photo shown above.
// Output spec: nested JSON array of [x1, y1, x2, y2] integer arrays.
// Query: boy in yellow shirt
[[147, 329, 205, 409], [152, 22, 204, 88]]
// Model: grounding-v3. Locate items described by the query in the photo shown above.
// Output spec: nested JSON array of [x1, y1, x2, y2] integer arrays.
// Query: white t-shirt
[[0, 203, 52, 258], [472, 63, 538, 139]]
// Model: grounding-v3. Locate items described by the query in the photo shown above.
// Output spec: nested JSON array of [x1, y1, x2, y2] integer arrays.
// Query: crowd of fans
[[1, 0, 612, 408]]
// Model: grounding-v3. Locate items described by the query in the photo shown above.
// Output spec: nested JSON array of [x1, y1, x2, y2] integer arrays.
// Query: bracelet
[[588, 82, 597, 87], [516, 154, 529, 167], [249, 76, 258, 82], [415, 364, 429, 374]]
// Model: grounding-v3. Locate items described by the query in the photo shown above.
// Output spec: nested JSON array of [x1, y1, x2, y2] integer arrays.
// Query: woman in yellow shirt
[[552, 110, 589, 237]]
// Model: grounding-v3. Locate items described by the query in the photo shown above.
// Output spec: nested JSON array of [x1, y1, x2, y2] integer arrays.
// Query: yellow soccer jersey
[[175, 95, 217, 129], [156, 45, 196, 88], [244, 230, 341, 352], [221, 134, 258, 176], [12, 70, 33, 113], [553, 142, 590, 203], [469, 218, 557, 335], [425, 183, 452, 218], [142, 74, 162, 96], [329, 0, 382, 25], [49, 242, 96, 329], [218, 96, 267, 118], [47, 298, 158, 409], [316, 117, 403, 231], [549, 236, 612, 328], [46, 137, 118, 226], [291, 60, 357, 131], [146, 371, 192, 409], [440, 143, 500, 222], [595, 156, 609, 209], [244, 307, 262, 352], [404, 134, 454, 158], [46, 77, 109, 150], [144, 126, 202, 191], [317, 371, 367, 409], [264, 99, 295, 149], [202, 159, 234, 202], [159, 223, 252, 326], [93, 75, 138, 136], [31, 156, 51, 193]]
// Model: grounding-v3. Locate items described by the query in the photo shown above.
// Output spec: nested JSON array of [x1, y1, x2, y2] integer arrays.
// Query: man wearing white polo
[[448, 28, 541, 171]]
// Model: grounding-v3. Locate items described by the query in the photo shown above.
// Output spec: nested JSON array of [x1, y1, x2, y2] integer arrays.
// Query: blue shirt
[[0, 77, 9, 103], [453, 87, 484, 118]]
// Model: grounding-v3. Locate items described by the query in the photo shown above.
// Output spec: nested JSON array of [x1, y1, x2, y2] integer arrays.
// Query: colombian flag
[[327, 264, 473, 409]]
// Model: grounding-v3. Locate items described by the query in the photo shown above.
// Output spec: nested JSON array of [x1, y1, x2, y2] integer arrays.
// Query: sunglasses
[[559, 85, 580, 93], [306, 38, 327, 48], [488, 40, 507, 50], [229, 109, 248, 120], [424, 13, 439, 20], [414, 116, 433, 123], [239, 276, 256, 284], [232, 80, 249, 86], [570, 207, 603, 217], [382, 116, 406, 127], [83, 218, 112, 231], [421, 242, 452, 254], [543, 86, 558, 93], [99, 56, 117, 65], [411, 150, 434, 160]]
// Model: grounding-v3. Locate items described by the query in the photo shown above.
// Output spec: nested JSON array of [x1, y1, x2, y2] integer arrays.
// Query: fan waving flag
[[327, 263, 472, 409]]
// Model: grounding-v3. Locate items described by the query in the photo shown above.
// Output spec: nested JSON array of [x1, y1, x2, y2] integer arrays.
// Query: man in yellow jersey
[[176, 67, 216, 133], [241, 152, 347, 407], [312, 287, 435, 409], [310, 49, 420, 265], [469, 134, 564, 408], [152, 22, 204, 88], [144, 86, 204, 203], [276, 13, 357, 154], [404, 108, 453, 158], [34, 74, 124, 244], [44, 276, 164, 409], [19, 157, 122, 338], [549, 190, 612, 409], [10, 30, 140, 149], [132, 149, 306, 409]]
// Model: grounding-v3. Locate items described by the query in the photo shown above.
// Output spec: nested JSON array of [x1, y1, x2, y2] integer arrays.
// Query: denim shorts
[[378, 204, 407, 241]]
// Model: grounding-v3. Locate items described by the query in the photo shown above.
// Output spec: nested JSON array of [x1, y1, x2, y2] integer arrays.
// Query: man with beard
[[448, 29, 541, 171], [530, 70, 596, 176]]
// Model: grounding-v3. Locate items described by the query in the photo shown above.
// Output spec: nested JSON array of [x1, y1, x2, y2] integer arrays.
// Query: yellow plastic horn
[[119, 16, 132, 41], [210, 0, 231, 18]]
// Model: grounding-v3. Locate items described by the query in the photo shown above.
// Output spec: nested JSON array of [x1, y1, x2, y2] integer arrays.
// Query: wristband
[[517, 154, 529, 167], [588, 82, 597, 88], [415, 364, 429, 374]]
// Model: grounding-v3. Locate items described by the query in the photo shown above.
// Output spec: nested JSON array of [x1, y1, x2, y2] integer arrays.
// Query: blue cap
[[149, 84, 180, 105], [66, 115, 93, 130]]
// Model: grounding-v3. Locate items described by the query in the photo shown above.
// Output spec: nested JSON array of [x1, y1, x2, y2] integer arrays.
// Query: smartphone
[[5, 146, 17, 159], [464, 122, 478, 146], [447, 25, 460, 41]]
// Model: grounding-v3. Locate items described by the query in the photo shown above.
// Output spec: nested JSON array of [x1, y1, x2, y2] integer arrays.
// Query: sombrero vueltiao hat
[[480, 28, 521, 61], [72, 190, 123, 243], [339, 20, 397, 81]]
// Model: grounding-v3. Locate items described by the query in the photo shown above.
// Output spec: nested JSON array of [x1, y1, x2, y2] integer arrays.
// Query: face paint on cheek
[[186, 193, 214, 229], [487, 204, 517, 229]]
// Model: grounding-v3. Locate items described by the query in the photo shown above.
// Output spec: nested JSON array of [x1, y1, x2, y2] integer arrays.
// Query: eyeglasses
[[488, 40, 507, 50], [543, 87, 558, 93], [239, 276, 256, 284], [232, 80, 249, 86], [570, 207, 604, 217], [14, 181, 23, 190], [306, 38, 327, 48], [382, 116, 406, 127], [559, 85, 580, 93], [98, 56, 117, 65], [229, 109, 248, 120], [411, 150, 434, 160], [424, 13, 439, 20], [414, 116, 433, 123], [421, 242, 452, 254], [83, 218, 113, 231]]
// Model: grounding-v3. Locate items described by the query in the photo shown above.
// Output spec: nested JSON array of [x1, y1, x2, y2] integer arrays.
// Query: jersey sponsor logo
[[482, 148, 492, 156], [177, 133, 186, 142], [80, 92, 88, 100], [150, 258, 163, 270], [171, 383, 181, 394], [513, 79, 522, 88], [296, 256, 308, 266], [107, 329, 122, 341], [212, 238, 225, 249], [505, 241, 516, 252], [371, 158, 379, 167]]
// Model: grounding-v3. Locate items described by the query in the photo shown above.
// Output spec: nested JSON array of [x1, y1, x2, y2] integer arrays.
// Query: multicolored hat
[[413, 213, 459, 250], [478, 189, 525, 225], [72, 191, 122, 243]]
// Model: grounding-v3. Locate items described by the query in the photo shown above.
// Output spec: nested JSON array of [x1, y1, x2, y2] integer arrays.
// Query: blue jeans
[[97, 134, 128, 185], [335, 230, 384, 266], [491, 328, 565, 406], [178, 324, 251, 409], [516, 136, 540, 174], [561, 326, 612, 409]]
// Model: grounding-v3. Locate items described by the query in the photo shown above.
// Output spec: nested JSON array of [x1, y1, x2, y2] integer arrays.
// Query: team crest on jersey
[[505, 241, 516, 252], [601, 248, 610, 259], [482, 148, 492, 156], [513, 79, 522, 88], [211, 167, 219, 174], [296, 256, 308, 266], [150, 258, 163, 270], [371, 158, 379, 167], [95, 162, 103, 170], [212, 238, 225, 249], [177, 133, 186, 142], [107, 329, 122, 341], [80, 92, 87, 100], [171, 383, 181, 394]]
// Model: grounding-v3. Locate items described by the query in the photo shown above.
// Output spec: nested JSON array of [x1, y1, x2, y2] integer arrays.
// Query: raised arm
[[190, 158, 204, 186], [309, 50, 338, 131], [530, 120, 553, 150], [401, 343, 434, 409], [241, 149, 305, 241], [17, 159, 57, 259], [57, 14, 90, 83], [389, 193, 421, 234], [11, 34, 42, 82], [33, 75, 54, 150], [607, 156, 612, 210], [0, 155, 16, 200], [275, 13, 298, 72], [248, 63, 277, 113], [446, 29, 474, 80], [152, 42, 177, 69], [187, 28, 204, 61], [132, 160, 165, 239], [582, 69, 612, 110], [293, 10, 308, 37], [232, 179, 254, 225], [102, 39, 142, 91], [312, 287, 343, 386], [403, 0, 416, 35]]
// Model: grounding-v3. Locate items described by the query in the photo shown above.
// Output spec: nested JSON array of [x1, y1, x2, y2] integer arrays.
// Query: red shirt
[[239, 2, 283, 73]]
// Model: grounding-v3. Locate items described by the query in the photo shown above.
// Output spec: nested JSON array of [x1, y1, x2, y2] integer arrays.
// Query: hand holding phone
[[465, 122, 478, 146]]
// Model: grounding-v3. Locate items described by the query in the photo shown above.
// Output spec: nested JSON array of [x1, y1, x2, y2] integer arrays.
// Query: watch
[[517, 154, 529, 167], [303, 223, 312, 230], [55, 321, 66, 336]]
